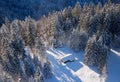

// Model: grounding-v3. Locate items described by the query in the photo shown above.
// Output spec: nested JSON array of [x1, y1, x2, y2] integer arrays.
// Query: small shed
[[60, 54, 75, 63]]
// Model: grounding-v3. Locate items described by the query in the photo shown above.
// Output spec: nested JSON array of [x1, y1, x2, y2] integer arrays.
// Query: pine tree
[[112, 36, 120, 48], [84, 35, 108, 74], [83, 2, 89, 13], [24, 17, 36, 47], [5, 17, 10, 29], [62, 8, 68, 19], [72, 2, 81, 17], [96, 2, 102, 13], [43, 61, 52, 79], [70, 32, 88, 52], [89, 2, 95, 16], [67, 6, 73, 18]]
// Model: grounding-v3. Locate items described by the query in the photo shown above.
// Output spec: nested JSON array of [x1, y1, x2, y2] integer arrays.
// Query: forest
[[0, 0, 120, 82]]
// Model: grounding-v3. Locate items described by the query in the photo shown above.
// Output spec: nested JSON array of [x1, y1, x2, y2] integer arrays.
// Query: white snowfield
[[46, 47, 120, 82]]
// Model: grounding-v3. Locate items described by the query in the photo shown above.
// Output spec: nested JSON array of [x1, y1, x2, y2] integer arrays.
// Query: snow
[[75, 62, 103, 82], [46, 47, 120, 82], [107, 49, 120, 82]]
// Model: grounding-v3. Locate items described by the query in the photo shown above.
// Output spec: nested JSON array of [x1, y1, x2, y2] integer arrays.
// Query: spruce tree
[[84, 35, 108, 74], [43, 61, 52, 79], [72, 2, 81, 17]]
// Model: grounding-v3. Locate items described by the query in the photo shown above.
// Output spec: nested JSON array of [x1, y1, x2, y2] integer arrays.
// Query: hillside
[[0, 1, 120, 82], [46, 47, 120, 82]]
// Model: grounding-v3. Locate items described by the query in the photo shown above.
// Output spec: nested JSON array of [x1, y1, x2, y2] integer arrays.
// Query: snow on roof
[[60, 54, 75, 63]]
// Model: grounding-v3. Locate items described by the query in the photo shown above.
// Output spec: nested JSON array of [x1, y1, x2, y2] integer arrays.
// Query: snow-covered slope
[[107, 49, 120, 82], [46, 47, 120, 82], [46, 47, 109, 82]]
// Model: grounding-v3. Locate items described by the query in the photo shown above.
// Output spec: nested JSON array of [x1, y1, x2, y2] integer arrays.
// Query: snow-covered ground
[[107, 49, 120, 82], [46, 47, 120, 82]]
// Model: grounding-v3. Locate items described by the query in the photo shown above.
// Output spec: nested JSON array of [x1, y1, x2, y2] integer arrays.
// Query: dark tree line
[[0, 0, 120, 25]]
